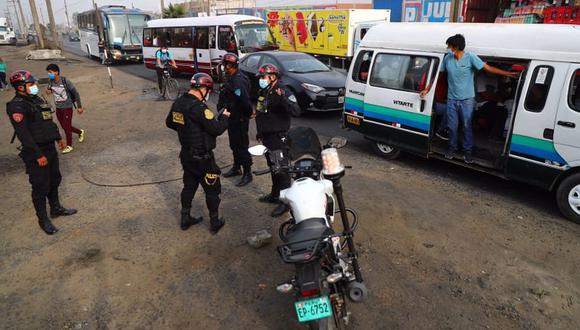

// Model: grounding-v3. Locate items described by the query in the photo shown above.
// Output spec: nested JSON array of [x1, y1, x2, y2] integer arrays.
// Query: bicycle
[[159, 66, 180, 100]]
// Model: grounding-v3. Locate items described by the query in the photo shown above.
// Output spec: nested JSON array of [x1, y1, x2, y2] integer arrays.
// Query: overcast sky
[[1, 0, 183, 27]]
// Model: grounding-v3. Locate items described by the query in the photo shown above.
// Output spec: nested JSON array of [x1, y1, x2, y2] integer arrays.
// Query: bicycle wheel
[[165, 78, 180, 100]]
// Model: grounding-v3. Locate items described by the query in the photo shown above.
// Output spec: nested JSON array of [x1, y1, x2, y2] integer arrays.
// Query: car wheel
[[290, 101, 303, 117], [556, 173, 580, 224], [372, 141, 400, 160]]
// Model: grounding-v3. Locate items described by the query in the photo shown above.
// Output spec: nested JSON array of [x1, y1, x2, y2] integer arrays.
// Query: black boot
[[39, 217, 59, 235], [271, 203, 290, 218], [180, 209, 203, 231], [236, 166, 253, 187], [210, 217, 225, 234], [223, 166, 242, 178], [259, 194, 279, 204], [50, 206, 78, 218]]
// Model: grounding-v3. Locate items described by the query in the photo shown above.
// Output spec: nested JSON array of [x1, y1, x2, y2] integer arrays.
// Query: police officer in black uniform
[[218, 53, 253, 187], [6, 70, 77, 235], [166, 73, 230, 234], [255, 64, 292, 217]]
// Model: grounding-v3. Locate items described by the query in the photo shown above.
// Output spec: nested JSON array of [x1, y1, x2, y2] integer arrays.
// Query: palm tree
[[163, 4, 186, 18]]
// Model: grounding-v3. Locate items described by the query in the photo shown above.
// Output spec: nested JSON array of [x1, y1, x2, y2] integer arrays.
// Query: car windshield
[[234, 23, 277, 53], [279, 56, 330, 73], [107, 14, 147, 46]]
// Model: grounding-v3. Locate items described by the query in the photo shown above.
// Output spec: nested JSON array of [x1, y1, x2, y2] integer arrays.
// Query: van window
[[195, 27, 209, 49], [219, 26, 236, 51], [524, 66, 554, 113], [370, 53, 432, 93], [569, 70, 580, 112], [352, 51, 373, 83]]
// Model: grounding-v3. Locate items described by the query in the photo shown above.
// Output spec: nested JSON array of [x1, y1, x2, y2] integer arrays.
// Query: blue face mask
[[48, 73, 55, 80], [28, 85, 39, 95], [259, 79, 269, 89]]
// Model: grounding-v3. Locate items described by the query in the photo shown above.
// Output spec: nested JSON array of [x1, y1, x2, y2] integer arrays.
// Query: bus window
[[209, 26, 216, 49], [352, 51, 373, 83], [370, 53, 432, 93], [524, 66, 554, 113], [195, 27, 209, 49], [143, 28, 154, 46], [173, 27, 192, 48], [155, 27, 172, 47], [570, 70, 580, 112], [218, 26, 236, 52]]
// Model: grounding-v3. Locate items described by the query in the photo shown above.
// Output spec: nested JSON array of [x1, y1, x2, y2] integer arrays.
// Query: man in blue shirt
[[155, 44, 177, 97], [423, 34, 518, 163]]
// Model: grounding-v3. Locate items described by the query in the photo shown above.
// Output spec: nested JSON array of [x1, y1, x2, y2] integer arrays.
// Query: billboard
[[403, 0, 452, 22]]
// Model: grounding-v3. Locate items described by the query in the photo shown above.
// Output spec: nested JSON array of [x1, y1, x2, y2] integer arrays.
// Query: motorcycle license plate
[[294, 296, 332, 323]]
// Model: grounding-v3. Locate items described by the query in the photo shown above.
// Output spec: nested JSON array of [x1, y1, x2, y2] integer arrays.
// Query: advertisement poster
[[403, 0, 452, 22], [267, 10, 350, 57]]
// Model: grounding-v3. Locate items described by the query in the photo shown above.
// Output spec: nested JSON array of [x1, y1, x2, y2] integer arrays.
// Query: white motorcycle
[[249, 127, 368, 329]]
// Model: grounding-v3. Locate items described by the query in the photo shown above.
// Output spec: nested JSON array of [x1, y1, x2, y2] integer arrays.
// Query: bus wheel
[[556, 173, 580, 224], [372, 141, 400, 160]]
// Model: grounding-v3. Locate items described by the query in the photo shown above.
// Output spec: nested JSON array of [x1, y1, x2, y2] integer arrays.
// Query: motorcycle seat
[[282, 218, 334, 259]]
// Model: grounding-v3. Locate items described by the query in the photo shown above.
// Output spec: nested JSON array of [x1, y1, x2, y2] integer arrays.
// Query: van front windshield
[[235, 22, 277, 53], [107, 14, 147, 46]]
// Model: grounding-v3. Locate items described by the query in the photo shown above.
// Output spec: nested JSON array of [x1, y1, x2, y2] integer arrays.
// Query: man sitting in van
[[422, 34, 518, 164]]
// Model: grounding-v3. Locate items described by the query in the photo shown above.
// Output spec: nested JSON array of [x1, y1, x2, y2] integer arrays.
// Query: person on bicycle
[[218, 53, 254, 187], [166, 73, 231, 234], [155, 44, 177, 96], [255, 63, 292, 218]]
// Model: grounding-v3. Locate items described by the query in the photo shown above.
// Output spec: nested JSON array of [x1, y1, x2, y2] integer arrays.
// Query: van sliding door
[[553, 65, 580, 169], [362, 51, 441, 156], [507, 61, 569, 189]]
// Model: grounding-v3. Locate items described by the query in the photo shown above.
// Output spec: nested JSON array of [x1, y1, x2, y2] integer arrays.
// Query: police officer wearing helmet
[[255, 63, 292, 217], [166, 73, 231, 234], [6, 70, 78, 235], [218, 53, 253, 187]]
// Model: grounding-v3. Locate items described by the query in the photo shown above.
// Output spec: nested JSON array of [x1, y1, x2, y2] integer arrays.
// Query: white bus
[[343, 23, 580, 223], [143, 15, 278, 76], [77, 5, 150, 63]]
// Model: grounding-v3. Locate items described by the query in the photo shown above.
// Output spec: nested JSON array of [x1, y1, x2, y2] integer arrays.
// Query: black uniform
[[166, 93, 228, 220], [6, 94, 63, 221], [255, 83, 292, 198], [218, 71, 253, 169]]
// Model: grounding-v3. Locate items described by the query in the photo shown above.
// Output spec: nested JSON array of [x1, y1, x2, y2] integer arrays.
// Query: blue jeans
[[447, 98, 475, 154], [435, 102, 447, 133]]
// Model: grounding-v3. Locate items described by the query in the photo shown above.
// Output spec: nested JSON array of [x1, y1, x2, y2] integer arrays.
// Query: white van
[[343, 23, 580, 223]]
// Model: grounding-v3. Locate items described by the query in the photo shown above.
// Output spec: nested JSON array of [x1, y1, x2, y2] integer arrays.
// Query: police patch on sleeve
[[12, 113, 24, 123], [172, 112, 185, 125], [234, 88, 241, 97], [204, 109, 214, 120]]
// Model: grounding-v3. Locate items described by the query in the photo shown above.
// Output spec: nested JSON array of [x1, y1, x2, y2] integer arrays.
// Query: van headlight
[[301, 83, 325, 94]]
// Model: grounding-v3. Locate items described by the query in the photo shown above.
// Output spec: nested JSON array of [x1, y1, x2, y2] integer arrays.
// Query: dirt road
[[1, 46, 579, 330]]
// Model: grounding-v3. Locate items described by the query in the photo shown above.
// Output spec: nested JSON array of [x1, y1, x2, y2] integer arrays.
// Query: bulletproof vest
[[22, 97, 61, 144], [256, 87, 291, 136], [175, 96, 216, 157]]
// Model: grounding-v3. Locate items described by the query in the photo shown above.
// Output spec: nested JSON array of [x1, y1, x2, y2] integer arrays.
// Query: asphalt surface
[[61, 40, 562, 220]]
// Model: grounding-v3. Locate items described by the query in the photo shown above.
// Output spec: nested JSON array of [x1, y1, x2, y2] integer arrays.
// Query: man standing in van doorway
[[421, 34, 518, 164]]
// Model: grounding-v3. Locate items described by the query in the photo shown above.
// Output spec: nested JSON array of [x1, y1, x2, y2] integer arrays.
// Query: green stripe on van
[[364, 103, 431, 124], [511, 134, 555, 152], [345, 97, 364, 108]]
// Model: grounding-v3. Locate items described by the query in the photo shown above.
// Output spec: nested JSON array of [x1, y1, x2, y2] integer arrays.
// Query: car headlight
[[301, 83, 325, 94], [288, 94, 297, 103]]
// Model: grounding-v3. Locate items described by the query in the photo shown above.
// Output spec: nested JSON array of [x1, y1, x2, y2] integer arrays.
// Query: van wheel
[[372, 142, 400, 160], [556, 173, 580, 224]]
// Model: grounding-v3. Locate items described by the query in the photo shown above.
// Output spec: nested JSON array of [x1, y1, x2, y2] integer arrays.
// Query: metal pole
[[45, 0, 60, 49], [17, 0, 28, 33], [160, 0, 165, 18], [64, 0, 71, 33], [29, 0, 45, 48], [11, 0, 25, 37]]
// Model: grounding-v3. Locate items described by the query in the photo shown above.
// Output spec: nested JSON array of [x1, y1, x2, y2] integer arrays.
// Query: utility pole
[[29, 0, 45, 48], [160, 0, 164, 18], [63, 0, 71, 33], [45, 0, 60, 49], [17, 0, 28, 34], [10, 0, 25, 37]]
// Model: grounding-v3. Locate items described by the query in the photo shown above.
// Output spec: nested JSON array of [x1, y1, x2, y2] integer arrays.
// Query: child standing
[[46, 63, 85, 154]]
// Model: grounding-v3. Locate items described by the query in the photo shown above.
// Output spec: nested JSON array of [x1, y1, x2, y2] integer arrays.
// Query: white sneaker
[[79, 129, 86, 143], [62, 146, 74, 154]]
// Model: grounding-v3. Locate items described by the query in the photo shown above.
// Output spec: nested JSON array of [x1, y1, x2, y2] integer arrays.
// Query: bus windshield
[[235, 23, 277, 53], [106, 14, 147, 46]]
